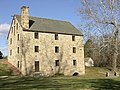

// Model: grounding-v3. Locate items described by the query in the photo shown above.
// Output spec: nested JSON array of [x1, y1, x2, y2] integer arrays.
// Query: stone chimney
[[21, 6, 29, 29]]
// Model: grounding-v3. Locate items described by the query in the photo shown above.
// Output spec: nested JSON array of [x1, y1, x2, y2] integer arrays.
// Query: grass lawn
[[0, 66, 120, 90], [0, 76, 120, 90], [0, 59, 11, 76]]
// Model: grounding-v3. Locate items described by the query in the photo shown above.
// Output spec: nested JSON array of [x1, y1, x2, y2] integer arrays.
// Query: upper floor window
[[72, 35, 75, 41], [14, 26, 15, 35], [34, 32, 39, 39], [73, 47, 76, 53], [55, 34, 58, 40], [73, 60, 77, 66], [17, 34, 20, 41], [11, 27, 13, 33], [35, 46, 39, 52], [55, 46, 59, 53], [55, 60, 59, 66], [17, 47, 19, 53], [14, 19, 16, 25], [10, 50, 12, 56], [17, 61, 20, 68], [16, 23, 18, 30], [10, 38, 12, 44]]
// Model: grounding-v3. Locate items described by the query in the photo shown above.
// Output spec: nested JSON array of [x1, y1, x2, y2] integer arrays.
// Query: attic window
[[34, 32, 39, 39]]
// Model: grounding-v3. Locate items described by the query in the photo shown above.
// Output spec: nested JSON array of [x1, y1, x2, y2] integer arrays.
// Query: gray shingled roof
[[15, 15, 83, 35]]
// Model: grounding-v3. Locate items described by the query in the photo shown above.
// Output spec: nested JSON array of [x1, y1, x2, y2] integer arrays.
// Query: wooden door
[[35, 61, 39, 72]]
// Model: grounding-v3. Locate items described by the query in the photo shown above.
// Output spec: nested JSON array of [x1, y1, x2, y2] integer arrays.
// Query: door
[[35, 61, 39, 72]]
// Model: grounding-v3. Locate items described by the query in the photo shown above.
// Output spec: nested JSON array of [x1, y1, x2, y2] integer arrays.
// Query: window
[[14, 19, 16, 25], [73, 60, 77, 66], [10, 38, 12, 44], [72, 35, 75, 41], [34, 32, 39, 39], [35, 46, 39, 52], [10, 50, 12, 56], [55, 34, 58, 40], [35, 61, 39, 72], [14, 26, 15, 35], [17, 61, 19, 68], [11, 27, 13, 33], [17, 34, 20, 41], [73, 47, 76, 53], [16, 23, 18, 30], [55, 60, 59, 66], [55, 46, 59, 53], [17, 47, 19, 53]]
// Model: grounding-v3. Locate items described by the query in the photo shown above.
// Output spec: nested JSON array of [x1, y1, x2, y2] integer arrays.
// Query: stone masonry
[[8, 6, 85, 76]]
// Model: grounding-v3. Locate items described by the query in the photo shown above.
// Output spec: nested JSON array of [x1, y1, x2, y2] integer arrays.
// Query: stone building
[[8, 6, 85, 76]]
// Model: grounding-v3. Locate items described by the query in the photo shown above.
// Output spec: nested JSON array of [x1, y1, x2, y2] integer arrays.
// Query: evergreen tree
[[84, 39, 93, 57], [0, 51, 3, 59]]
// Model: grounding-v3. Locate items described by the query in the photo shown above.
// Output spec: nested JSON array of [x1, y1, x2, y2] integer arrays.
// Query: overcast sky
[[0, 0, 82, 56]]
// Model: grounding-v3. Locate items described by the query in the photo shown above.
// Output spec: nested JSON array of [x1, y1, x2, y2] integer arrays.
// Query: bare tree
[[79, 0, 120, 72], [56, 45, 68, 75], [19, 34, 30, 75], [43, 38, 54, 75], [43, 38, 68, 75]]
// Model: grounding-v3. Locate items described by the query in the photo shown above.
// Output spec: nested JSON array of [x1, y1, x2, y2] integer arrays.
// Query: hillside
[[0, 59, 11, 76]]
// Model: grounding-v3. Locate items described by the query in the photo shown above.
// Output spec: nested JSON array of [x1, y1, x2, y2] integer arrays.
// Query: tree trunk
[[23, 54, 27, 75], [113, 27, 119, 72]]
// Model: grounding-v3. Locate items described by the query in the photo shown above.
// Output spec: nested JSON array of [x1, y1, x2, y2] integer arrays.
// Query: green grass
[[0, 66, 120, 90], [0, 60, 11, 76], [0, 76, 120, 90]]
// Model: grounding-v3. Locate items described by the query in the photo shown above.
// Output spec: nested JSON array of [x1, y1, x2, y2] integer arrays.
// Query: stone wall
[[21, 31, 85, 76], [8, 16, 85, 76], [8, 16, 23, 70]]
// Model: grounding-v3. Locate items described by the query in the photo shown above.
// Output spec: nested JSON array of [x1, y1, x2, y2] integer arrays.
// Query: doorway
[[35, 61, 39, 72]]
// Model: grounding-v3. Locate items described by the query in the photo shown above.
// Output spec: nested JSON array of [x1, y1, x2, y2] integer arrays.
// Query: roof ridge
[[14, 14, 69, 23]]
